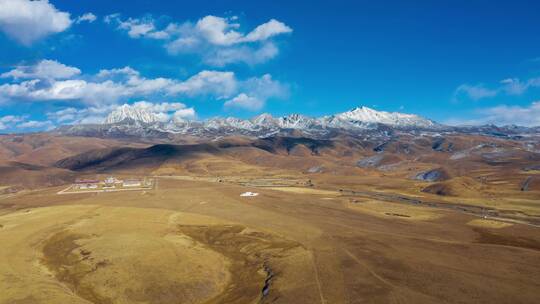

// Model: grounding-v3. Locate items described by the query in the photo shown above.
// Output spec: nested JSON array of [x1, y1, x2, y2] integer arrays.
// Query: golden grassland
[[266, 187, 340, 195], [347, 199, 443, 221], [1, 172, 540, 304], [467, 219, 514, 229]]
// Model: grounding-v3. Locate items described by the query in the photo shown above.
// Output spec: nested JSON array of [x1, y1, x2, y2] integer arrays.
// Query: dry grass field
[[1, 174, 540, 304], [1, 133, 540, 303]]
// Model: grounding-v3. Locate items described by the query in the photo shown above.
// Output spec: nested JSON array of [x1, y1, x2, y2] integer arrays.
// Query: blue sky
[[1, 0, 540, 132]]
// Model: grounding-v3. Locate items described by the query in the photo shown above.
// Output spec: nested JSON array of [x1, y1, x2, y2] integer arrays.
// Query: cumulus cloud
[[105, 14, 169, 39], [241, 19, 293, 42], [194, 15, 243, 46], [0, 78, 128, 104], [17, 120, 54, 130], [192, 16, 292, 45], [0, 60, 288, 114], [75, 13, 97, 24], [0, 114, 54, 131], [225, 74, 289, 111], [0, 0, 72, 45], [172, 108, 196, 122], [0, 115, 26, 130], [107, 14, 292, 66], [1, 59, 81, 80], [46, 105, 118, 124], [241, 74, 289, 100], [454, 76, 540, 101], [167, 70, 237, 97], [224, 93, 264, 110], [0, 65, 169, 104]]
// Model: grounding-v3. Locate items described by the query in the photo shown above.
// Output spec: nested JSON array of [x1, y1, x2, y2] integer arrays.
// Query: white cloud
[[132, 100, 191, 113], [500, 77, 540, 95], [96, 66, 139, 78], [241, 19, 293, 43], [0, 0, 72, 45], [224, 74, 289, 111], [17, 120, 54, 130], [193, 16, 292, 45], [205, 42, 279, 67], [454, 76, 540, 101], [195, 15, 243, 46], [479, 101, 540, 126], [167, 70, 237, 97], [1, 59, 81, 80], [173, 108, 196, 122], [446, 101, 540, 127], [224, 93, 264, 110], [0, 115, 25, 124], [0, 115, 26, 130], [0, 114, 54, 131], [454, 84, 497, 101], [75, 13, 97, 24], [108, 14, 292, 66], [103, 13, 119, 24], [0, 61, 288, 112], [46, 105, 118, 124], [0, 78, 126, 104], [0, 65, 172, 104], [105, 14, 168, 39], [241, 74, 289, 100]]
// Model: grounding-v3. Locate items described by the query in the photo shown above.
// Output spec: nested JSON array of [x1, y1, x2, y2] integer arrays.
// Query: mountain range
[[54, 104, 539, 141]]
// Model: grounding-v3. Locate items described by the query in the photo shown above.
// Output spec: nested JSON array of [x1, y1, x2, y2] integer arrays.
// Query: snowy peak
[[205, 117, 255, 130], [251, 113, 277, 127], [99, 104, 438, 135], [104, 104, 159, 124], [278, 114, 315, 129], [330, 106, 436, 128]]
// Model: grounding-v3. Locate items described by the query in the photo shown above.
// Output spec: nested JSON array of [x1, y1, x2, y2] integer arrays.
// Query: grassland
[[1, 175, 539, 304]]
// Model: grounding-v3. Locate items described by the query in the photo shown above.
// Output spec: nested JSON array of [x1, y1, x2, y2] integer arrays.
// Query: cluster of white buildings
[[74, 179, 100, 190], [73, 176, 143, 190]]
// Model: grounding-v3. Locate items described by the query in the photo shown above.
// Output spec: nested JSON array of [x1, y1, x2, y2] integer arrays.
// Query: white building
[[74, 179, 99, 190], [80, 184, 98, 190], [240, 192, 259, 197], [123, 179, 142, 187]]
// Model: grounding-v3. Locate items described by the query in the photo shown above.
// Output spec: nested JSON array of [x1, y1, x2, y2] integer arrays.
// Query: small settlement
[[67, 176, 150, 193]]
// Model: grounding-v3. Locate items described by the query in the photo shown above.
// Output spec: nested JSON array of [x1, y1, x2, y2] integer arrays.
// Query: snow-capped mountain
[[320, 106, 436, 129], [102, 104, 436, 130], [57, 105, 447, 139], [55, 104, 540, 140], [278, 114, 317, 129], [205, 117, 256, 130], [104, 104, 160, 124]]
